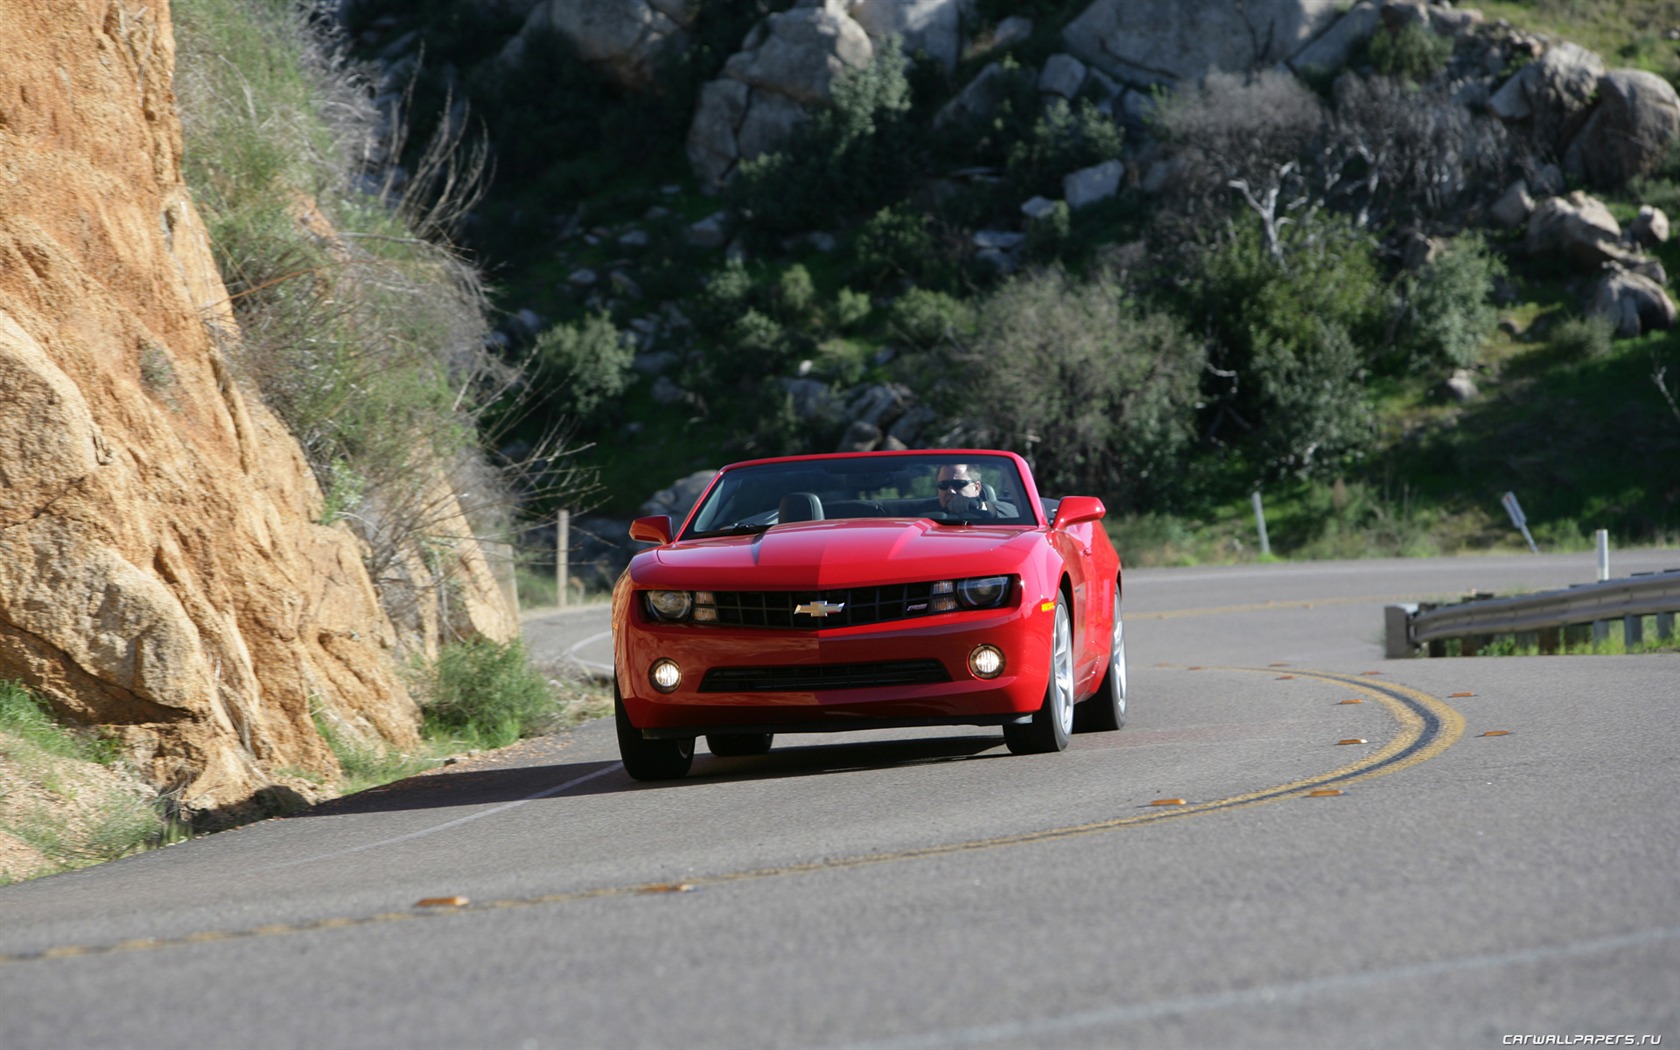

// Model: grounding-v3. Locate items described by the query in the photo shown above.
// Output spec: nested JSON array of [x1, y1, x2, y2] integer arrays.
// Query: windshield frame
[[678, 450, 1044, 541]]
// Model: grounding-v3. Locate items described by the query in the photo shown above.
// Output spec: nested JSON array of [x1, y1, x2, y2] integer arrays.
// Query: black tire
[[1074, 586, 1127, 733], [1004, 597, 1074, 755], [615, 684, 694, 781], [706, 732, 774, 757]]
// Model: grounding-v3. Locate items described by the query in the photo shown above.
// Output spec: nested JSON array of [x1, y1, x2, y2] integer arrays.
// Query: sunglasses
[[937, 479, 978, 491]]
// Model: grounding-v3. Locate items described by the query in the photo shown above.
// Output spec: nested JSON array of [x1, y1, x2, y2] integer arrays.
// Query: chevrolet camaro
[[610, 449, 1126, 780]]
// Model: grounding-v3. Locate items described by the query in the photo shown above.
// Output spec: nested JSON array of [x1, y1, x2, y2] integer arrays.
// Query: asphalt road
[[2, 550, 1677, 1049]]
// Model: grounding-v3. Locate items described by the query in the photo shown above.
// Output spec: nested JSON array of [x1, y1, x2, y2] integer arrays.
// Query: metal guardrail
[[1386, 568, 1680, 658]]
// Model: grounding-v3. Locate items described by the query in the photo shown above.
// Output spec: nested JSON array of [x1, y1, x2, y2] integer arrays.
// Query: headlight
[[645, 590, 694, 621], [956, 576, 1010, 608]]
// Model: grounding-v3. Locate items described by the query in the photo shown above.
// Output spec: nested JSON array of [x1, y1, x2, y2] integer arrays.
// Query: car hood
[[632, 519, 1042, 590]]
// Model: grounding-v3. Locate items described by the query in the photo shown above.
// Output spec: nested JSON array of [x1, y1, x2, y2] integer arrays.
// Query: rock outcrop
[[0, 0, 505, 818], [1061, 0, 1345, 88], [504, 0, 697, 88]]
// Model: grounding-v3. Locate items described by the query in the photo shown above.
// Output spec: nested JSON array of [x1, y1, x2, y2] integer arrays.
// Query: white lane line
[[565, 629, 614, 673], [839, 924, 1680, 1050], [252, 763, 623, 872]]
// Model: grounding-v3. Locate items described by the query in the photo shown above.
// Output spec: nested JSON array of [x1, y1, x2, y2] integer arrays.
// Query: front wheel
[[1075, 586, 1127, 733], [615, 684, 694, 781], [1004, 597, 1074, 755]]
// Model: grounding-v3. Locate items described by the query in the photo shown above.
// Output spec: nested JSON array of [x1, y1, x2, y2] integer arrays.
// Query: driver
[[935, 463, 1012, 517]]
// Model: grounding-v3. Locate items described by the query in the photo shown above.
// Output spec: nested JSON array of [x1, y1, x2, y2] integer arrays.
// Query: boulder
[[1064, 159, 1125, 209], [1525, 192, 1622, 269], [1628, 205, 1671, 248], [1489, 180, 1535, 228], [1444, 369, 1479, 403], [837, 419, 883, 452], [1488, 42, 1605, 155], [935, 61, 1009, 128], [846, 0, 965, 71], [639, 469, 718, 519], [1039, 53, 1089, 99], [1288, 0, 1382, 76], [1564, 70, 1680, 190], [507, 0, 697, 89], [1061, 0, 1343, 90], [1590, 268, 1678, 338], [686, 5, 873, 188]]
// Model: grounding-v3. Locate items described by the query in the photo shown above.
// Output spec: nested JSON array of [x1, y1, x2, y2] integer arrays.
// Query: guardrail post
[[1659, 612, 1676, 641], [1384, 604, 1417, 658], [1539, 627, 1561, 654], [1624, 615, 1644, 647], [1592, 620, 1610, 646]]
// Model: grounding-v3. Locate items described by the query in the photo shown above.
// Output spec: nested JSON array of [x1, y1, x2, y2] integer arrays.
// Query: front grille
[[698, 659, 950, 693], [709, 584, 940, 629]]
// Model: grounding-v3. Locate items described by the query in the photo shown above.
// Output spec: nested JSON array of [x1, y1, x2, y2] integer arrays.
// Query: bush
[[888, 288, 974, 349], [1394, 234, 1505, 372], [1551, 315, 1617, 360], [532, 312, 635, 423], [1367, 22, 1454, 82], [946, 268, 1206, 508], [421, 638, 556, 749], [727, 44, 915, 236], [1005, 97, 1124, 199], [854, 205, 953, 289], [1194, 212, 1386, 479]]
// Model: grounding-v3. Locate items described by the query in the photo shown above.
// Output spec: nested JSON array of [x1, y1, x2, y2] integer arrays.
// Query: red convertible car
[[611, 449, 1126, 779]]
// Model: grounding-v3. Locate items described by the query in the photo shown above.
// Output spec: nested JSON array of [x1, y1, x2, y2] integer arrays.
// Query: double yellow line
[[0, 667, 1464, 965]]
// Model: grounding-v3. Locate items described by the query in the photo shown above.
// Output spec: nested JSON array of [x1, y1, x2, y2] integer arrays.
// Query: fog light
[[969, 644, 1005, 679], [649, 659, 682, 693]]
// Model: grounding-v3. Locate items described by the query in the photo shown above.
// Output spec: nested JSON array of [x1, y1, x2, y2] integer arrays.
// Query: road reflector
[[416, 896, 469, 908], [1186, 666, 1204, 671], [1150, 798, 1188, 806], [1307, 789, 1344, 797], [1274, 675, 1296, 680], [1336, 698, 1363, 705], [1269, 662, 1290, 667], [1337, 738, 1368, 745], [639, 883, 693, 894], [1450, 691, 1475, 698], [1479, 730, 1511, 737], [1360, 670, 1383, 676]]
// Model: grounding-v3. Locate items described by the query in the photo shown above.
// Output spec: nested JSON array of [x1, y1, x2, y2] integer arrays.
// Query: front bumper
[[616, 599, 1053, 735]]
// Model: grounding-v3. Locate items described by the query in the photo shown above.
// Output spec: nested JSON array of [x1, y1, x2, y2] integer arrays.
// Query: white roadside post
[[1252, 491, 1270, 558], [1501, 491, 1539, 554]]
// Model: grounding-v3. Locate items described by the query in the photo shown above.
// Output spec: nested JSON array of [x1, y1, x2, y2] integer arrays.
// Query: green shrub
[[1006, 97, 1123, 199], [1194, 212, 1386, 479], [1394, 234, 1505, 373], [947, 267, 1205, 508], [888, 287, 974, 348], [421, 638, 556, 749], [855, 205, 952, 289], [1368, 22, 1454, 81], [728, 44, 915, 236], [533, 312, 635, 423], [832, 287, 873, 332], [0, 681, 118, 765], [1551, 315, 1617, 360]]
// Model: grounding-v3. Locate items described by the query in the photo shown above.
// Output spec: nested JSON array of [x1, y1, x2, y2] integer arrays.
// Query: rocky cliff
[[0, 0, 507, 818]]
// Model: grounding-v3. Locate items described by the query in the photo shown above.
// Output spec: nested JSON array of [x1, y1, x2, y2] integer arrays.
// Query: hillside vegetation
[[338, 0, 1680, 573]]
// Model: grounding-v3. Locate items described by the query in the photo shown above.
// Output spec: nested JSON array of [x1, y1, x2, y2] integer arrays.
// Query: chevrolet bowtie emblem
[[794, 599, 846, 617]]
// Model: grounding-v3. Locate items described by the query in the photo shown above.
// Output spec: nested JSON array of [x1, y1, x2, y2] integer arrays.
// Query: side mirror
[[1052, 495, 1106, 529], [629, 515, 673, 545]]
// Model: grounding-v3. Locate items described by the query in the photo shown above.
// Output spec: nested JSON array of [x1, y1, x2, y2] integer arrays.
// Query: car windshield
[[683, 454, 1038, 537]]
